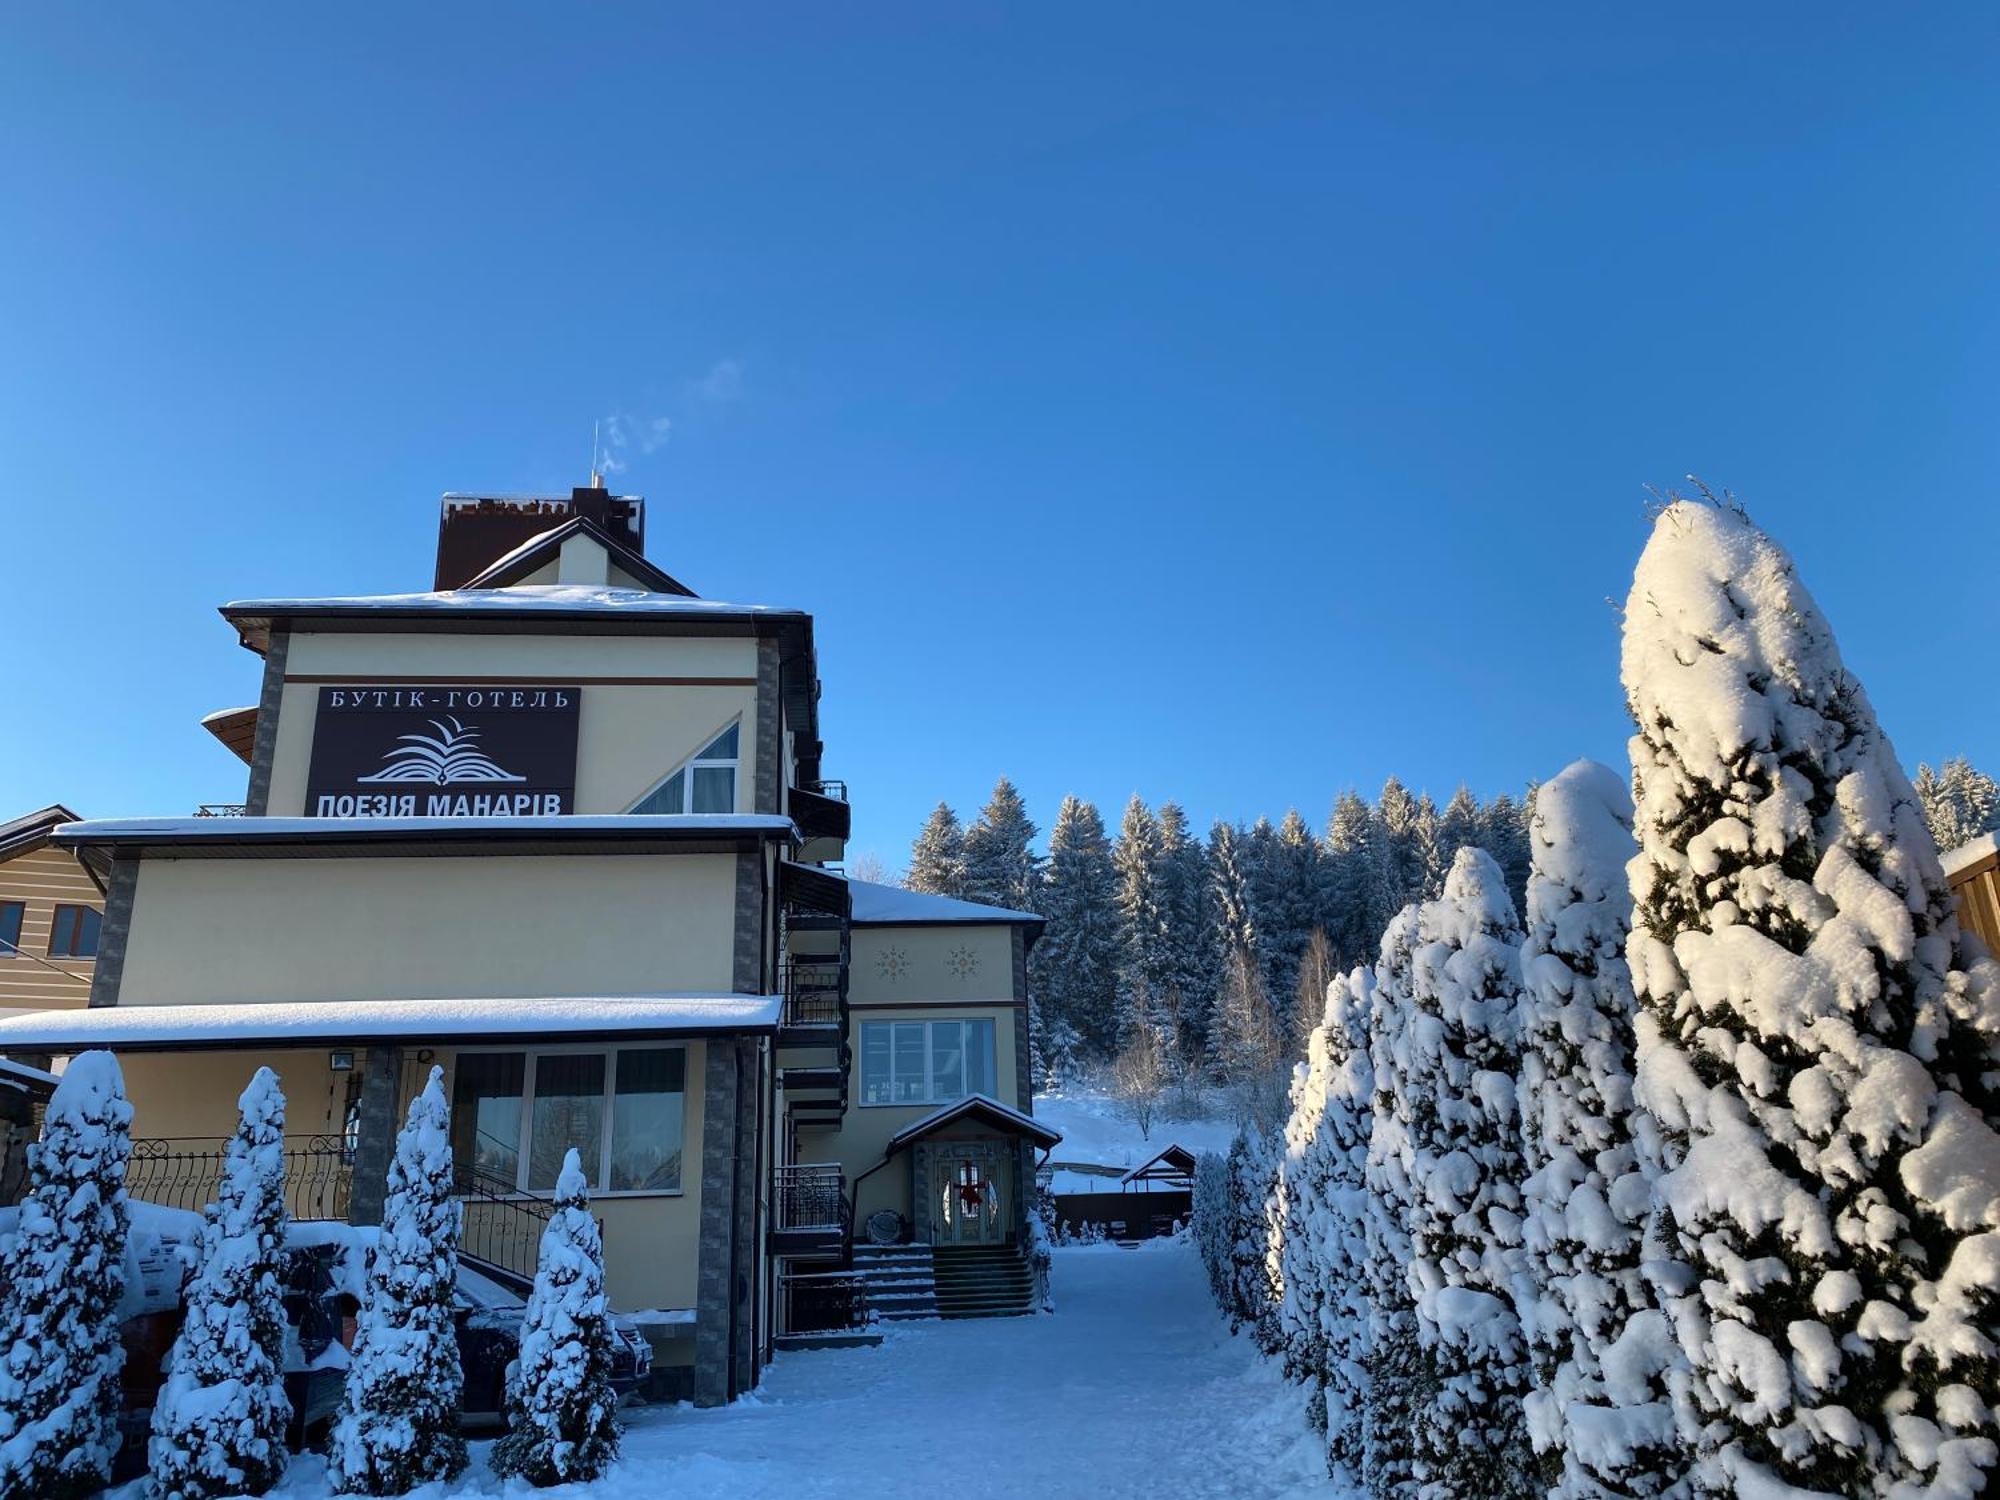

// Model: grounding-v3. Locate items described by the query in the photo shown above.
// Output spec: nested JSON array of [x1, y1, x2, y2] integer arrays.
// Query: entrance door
[[933, 1142, 1007, 1246]]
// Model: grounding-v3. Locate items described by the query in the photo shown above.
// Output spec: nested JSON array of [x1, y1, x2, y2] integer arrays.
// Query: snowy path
[[223, 1239, 1330, 1499]]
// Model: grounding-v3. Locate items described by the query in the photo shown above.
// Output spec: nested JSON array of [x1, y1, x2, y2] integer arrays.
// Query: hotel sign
[[305, 686, 581, 818]]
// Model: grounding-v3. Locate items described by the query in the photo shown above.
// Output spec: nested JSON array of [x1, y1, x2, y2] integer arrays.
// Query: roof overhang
[[885, 1094, 1063, 1154], [201, 706, 259, 765], [459, 515, 697, 598], [0, 994, 783, 1053], [0, 804, 83, 862], [53, 814, 799, 860], [1119, 1144, 1198, 1184]]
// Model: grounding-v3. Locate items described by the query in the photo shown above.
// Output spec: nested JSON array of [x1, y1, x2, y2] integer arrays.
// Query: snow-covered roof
[[0, 1056, 58, 1097], [1118, 1144, 1198, 1184], [843, 877, 1041, 928], [0, 994, 783, 1050], [1941, 832, 1999, 880], [222, 584, 797, 619], [54, 813, 799, 848], [885, 1094, 1063, 1153], [0, 803, 83, 859], [198, 705, 258, 726]]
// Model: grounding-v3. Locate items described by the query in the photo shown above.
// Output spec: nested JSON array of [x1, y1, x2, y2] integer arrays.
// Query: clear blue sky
[[3, 6, 1996, 871]]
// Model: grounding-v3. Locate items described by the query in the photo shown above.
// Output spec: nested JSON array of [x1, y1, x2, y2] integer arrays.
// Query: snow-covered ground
[[1033, 1088, 1239, 1168], [149, 1238, 1330, 1499]]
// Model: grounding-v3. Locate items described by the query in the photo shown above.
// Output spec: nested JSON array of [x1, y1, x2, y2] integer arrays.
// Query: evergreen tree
[[1290, 928, 1339, 1053], [1398, 849, 1535, 1499], [1224, 1127, 1281, 1347], [1363, 905, 1428, 1500], [1481, 790, 1534, 914], [490, 1149, 620, 1488], [1325, 789, 1386, 970], [1439, 784, 1483, 862], [1411, 792, 1446, 901], [1254, 810, 1323, 1021], [1315, 967, 1377, 1491], [1193, 1148, 1234, 1309], [1516, 761, 1680, 1497], [1913, 755, 2000, 854], [1215, 944, 1284, 1127], [0, 1051, 133, 1500], [328, 1067, 468, 1495], [1114, 795, 1171, 1036], [1623, 498, 2000, 1497], [1376, 778, 1428, 911], [1156, 802, 1220, 1048], [149, 1067, 292, 1500], [905, 802, 968, 898], [1034, 795, 1123, 1059], [1208, 820, 1260, 966], [961, 778, 1041, 912]]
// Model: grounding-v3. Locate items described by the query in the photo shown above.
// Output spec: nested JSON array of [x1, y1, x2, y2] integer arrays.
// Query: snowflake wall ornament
[[946, 946, 979, 980], [876, 947, 910, 982]]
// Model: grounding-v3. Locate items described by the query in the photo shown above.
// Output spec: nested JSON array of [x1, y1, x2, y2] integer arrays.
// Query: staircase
[[930, 1244, 1037, 1320], [848, 1244, 939, 1322]]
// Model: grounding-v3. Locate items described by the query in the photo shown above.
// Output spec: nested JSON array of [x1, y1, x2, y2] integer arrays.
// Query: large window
[[48, 904, 100, 959], [630, 723, 739, 815], [0, 902, 21, 957], [449, 1046, 687, 1195], [860, 1020, 997, 1107]]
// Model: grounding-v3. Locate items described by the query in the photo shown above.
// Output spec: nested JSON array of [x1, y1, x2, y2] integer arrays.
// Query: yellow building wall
[[266, 632, 760, 818], [0, 846, 99, 1011], [846, 926, 1015, 1007], [117, 852, 738, 1005]]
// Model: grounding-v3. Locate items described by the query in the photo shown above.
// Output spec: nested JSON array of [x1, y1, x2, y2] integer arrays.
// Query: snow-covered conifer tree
[[1624, 497, 2000, 1498], [1401, 849, 1537, 1499], [1482, 790, 1534, 914], [1375, 778, 1429, 912], [1275, 1019, 1335, 1390], [1223, 1127, 1280, 1346], [1325, 790, 1385, 970], [1363, 906, 1427, 1500], [1157, 802, 1220, 1048], [1439, 785, 1483, 863], [1035, 795, 1123, 1058], [149, 1066, 292, 1500], [1209, 820, 1261, 972], [1114, 796, 1171, 1037], [327, 1067, 468, 1495], [961, 778, 1041, 912], [1216, 945, 1284, 1127], [1914, 756, 2000, 856], [1315, 966, 1378, 1490], [0, 1051, 133, 1500], [1254, 810, 1324, 1020], [906, 802, 968, 898], [490, 1149, 619, 1488], [1194, 1149, 1233, 1309], [1516, 761, 1681, 1497]]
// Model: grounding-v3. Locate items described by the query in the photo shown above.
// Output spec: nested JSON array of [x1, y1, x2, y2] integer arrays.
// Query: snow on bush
[[1623, 497, 2000, 1497], [1274, 987, 1340, 1391], [148, 1066, 293, 1500], [1193, 1147, 1232, 1308], [1398, 847, 1537, 1499], [490, 1148, 620, 1488], [0, 1050, 134, 1500], [1236, 1126, 1283, 1350], [1312, 966, 1377, 1486], [327, 1066, 468, 1495], [1517, 761, 1684, 1496]]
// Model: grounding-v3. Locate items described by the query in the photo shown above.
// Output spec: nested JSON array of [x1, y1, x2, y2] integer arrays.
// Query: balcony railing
[[803, 779, 847, 803], [195, 804, 249, 818], [780, 1270, 872, 1334], [780, 961, 845, 1031], [772, 1162, 849, 1258]]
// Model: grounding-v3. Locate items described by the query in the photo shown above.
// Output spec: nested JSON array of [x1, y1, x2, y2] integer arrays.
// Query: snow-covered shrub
[[1231, 1127, 1281, 1348], [1516, 762, 1682, 1496], [1193, 1149, 1232, 1309], [148, 1066, 293, 1500], [0, 1050, 134, 1500], [1623, 497, 2000, 1497], [1363, 904, 1429, 1500], [1314, 966, 1376, 1489], [327, 1067, 468, 1495], [1398, 848, 1536, 1499], [1275, 1006, 1338, 1388], [490, 1149, 619, 1488], [1026, 1204, 1055, 1312]]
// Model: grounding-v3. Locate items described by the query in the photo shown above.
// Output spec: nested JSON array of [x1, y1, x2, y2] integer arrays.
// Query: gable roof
[[0, 804, 83, 862], [1118, 1144, 1198, 1184], [884, 1094, 1063, 1154], [842, 877, 1042, 933], [458, 515, 697, 598]]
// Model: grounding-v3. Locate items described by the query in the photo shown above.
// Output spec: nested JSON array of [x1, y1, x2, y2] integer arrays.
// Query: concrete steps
[[849, 1244, 938, 1321], [931, 1245, 1036, 1320]]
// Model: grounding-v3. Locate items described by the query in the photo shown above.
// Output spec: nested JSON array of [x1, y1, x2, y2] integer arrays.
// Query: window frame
[[857, 1018, 999, 1108], [450, 1041, 690, 1199], [0, 901, 22, 957], [626, 720, 742, 816], [47, 904, 101, 960]]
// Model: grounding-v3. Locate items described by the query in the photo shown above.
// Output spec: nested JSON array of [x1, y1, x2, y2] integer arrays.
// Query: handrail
[[779, 960, 845, 1029], [774, 1162, 849, 1232], [803, 780, 848, 803]]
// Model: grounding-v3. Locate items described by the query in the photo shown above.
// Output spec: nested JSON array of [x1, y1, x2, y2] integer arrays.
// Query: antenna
[[591, 419, 601, 481]]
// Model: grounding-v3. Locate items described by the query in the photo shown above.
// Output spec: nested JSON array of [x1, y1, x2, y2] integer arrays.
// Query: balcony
[[195, 803, 249, 818], [790, 783, 850, 867], [778, 960, 845, 1042], [771, 1162, 849, 1259]]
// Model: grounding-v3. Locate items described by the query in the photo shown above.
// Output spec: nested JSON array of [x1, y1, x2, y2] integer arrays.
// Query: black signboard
[[305, 685, 581, 818]]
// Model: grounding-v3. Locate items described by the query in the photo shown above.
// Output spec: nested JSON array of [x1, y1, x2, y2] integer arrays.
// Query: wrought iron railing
[[780, 1270, 871, 1334], [194, 804, 249, 818], [451, 1162, 560, 1283], [127, 1135, 353, 1221], [774, 1162, 848, 1234], [803, 779, 847, 803], [780, 961, 844, 1029]]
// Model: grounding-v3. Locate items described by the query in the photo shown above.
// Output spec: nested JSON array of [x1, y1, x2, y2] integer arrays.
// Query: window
[[448, 1046, 686, 1195], [0, 902, 21, 956], [48, 905, 100, 959], [630, 723, 739, 815], [860, 1020, 998, 1106]]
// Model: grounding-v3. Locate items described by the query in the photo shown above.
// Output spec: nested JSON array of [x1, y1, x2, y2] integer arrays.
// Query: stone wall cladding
[[244, 628, 290, 816], [695, 1042, 739, 1407], [754, 637, 781, 815], [733, 852, 764, 994], [86, 854, 140, 1008]]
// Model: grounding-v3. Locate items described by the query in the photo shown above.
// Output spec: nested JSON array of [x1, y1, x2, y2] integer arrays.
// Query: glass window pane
[[451, 1053, 525, 1189], [699, 724, 739, 761], [611, 1049, 685, 1191], [632, 770, 685, 815], [529, 1053, 606, 1190], [861, 1024, 892, 1105], [0, 903, 21, 953], [930, 1023, 965, 1101], [892, 1022, 927, 1103], [966, 1021, 996, 1097], [690, 765, 734, 814]]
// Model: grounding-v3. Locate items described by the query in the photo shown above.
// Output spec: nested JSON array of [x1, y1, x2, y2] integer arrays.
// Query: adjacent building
[[0, 485, 1057, 1405]]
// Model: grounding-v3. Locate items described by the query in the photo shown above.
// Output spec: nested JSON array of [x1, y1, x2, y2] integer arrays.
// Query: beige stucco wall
[[846, 926, 1016, 1007], [265, 632, 759, 818], [117, 852, 738, 1005], [116, 1040, 705, 1314]]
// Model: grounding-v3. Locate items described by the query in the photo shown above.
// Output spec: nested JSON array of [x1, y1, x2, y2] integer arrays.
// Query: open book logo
[[355, 717, 527, 786]]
